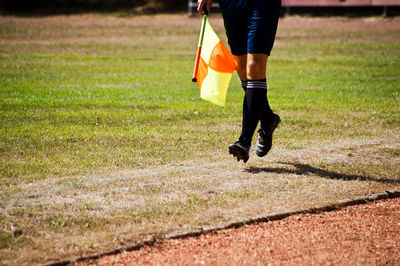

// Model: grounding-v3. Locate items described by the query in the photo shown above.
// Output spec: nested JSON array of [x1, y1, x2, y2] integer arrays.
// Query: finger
[[197, 1, 204, 12]]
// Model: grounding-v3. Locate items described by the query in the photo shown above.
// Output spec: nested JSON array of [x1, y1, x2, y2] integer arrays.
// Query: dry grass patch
[[1, 137, 399, 265]]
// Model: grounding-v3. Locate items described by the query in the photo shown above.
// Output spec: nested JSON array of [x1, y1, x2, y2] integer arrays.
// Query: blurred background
[[0, 0, 399, 16], [0, 0, 183, 14]]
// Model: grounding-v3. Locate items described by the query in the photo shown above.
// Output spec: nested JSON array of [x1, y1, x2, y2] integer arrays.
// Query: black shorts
[[219, 0, 281, 56]]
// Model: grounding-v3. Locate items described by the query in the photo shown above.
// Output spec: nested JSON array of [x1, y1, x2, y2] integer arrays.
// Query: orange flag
[[195, 19, 236, 107]]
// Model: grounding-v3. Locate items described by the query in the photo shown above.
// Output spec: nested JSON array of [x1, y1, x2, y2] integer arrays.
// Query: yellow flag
[[195, 20, 236, 107]]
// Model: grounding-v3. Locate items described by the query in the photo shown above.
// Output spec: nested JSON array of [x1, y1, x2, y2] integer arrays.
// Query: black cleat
[[228, 141, 250, 163], [255, 113, 281, 157]]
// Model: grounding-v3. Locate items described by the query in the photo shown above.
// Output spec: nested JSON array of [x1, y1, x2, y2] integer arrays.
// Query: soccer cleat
[[255, 113, 281, 157], [228, 141, 250, 163]]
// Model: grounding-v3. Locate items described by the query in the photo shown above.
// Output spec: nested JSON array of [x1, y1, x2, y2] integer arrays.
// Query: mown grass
[[0, 15, 399, 264], [1, 17, 399, 185]]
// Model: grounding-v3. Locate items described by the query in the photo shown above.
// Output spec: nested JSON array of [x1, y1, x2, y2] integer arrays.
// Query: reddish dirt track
[[78, 197, 400, 265]]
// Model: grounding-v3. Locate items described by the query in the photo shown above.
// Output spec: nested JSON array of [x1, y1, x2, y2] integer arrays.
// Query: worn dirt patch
[[77, 197, 400, 265]]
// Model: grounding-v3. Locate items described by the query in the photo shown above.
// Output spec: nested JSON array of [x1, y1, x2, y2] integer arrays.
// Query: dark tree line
[[0, 0, 187, 14]]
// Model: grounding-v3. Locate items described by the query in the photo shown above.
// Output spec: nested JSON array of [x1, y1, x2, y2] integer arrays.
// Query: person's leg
[[247, 53, 267, 80], [239, 53, 272, 147], [228, 54, 252, 162], [229, 53, 270, 162], [247, 53, 273, 129], [233, 54, 248, 140], [243, 0, 281, 158], [224, 0, 281, 162], [233, 55, 247, 81], [245, 53, 280, 158], [221, 3, 253, 162]]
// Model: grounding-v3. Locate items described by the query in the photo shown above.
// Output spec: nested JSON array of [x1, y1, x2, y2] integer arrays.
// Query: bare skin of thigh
[[233, 53, 268, 81]]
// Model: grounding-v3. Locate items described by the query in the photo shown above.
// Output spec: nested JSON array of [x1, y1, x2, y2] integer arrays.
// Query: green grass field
[[0, 14, 399, 264]]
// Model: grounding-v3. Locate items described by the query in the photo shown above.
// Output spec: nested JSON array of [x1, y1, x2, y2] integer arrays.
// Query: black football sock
[[241, 80, 247, 92], [239, 79, 268, 147], [240, 80, 248, 141], [260, 80, 273, 129], [239, 80, 249, 146], [241, 79, 274, 131]]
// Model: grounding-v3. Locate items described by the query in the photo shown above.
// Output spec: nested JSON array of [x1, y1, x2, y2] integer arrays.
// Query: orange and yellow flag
[[195, 20, 236, 107]]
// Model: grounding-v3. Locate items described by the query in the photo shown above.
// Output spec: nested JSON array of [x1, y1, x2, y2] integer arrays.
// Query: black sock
[[239, 79, 271, 146], [240, 80, 249, 145], [239, 80, 250, 146], [241, 80, 247, 92], [259, 80, 273, 129]]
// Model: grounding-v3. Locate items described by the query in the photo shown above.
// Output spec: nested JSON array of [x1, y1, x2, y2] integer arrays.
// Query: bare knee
[[247, 54, 268, 80]]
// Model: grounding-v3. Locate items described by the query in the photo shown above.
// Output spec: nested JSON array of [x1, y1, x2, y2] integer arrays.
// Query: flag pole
[[192, 8, 208, 83]]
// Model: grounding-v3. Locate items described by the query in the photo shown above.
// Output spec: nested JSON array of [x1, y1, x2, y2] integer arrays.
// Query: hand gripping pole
[[192, 8, 208, 83]]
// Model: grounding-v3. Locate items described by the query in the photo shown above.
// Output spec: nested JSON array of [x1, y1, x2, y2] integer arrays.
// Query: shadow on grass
[[245, 162, 400, 184]]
